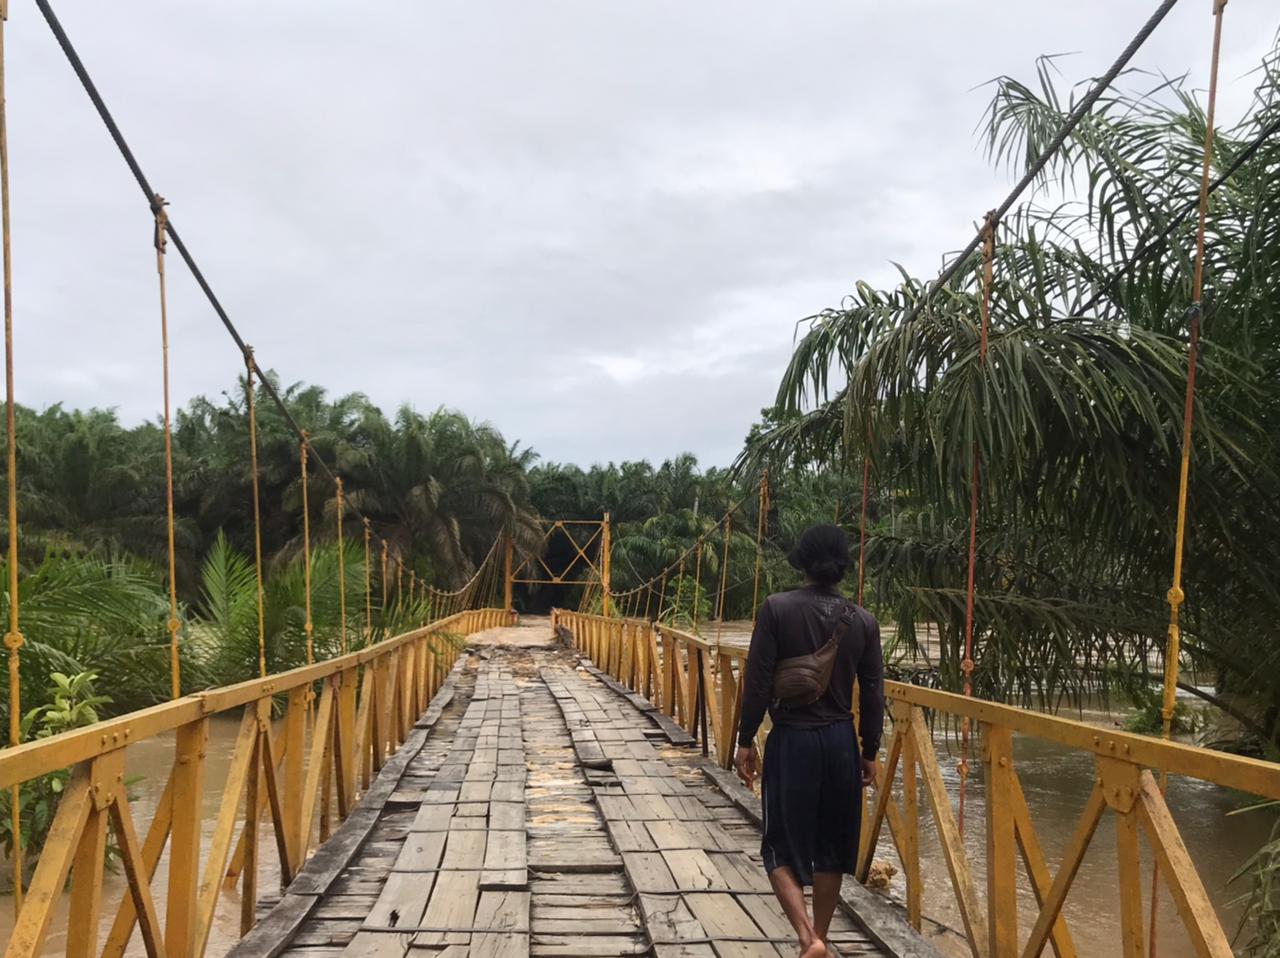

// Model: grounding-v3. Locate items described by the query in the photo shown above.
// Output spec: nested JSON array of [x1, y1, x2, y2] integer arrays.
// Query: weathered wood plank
[[622, 851, 678, 893], [472, 889, 531, 958], [684, 892, 778, 958], [481, 829, 529, 889]]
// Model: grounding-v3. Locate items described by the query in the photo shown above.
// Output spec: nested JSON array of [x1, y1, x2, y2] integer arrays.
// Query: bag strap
[[828, 601, 859, 648]]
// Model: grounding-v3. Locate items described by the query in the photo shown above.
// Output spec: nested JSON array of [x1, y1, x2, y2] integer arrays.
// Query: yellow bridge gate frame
[[508, 516, 612, 616]]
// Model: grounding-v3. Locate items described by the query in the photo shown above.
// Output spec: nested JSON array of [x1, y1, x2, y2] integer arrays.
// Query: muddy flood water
[[896, 710, 1277, 957], [0, 714, 282, 957], [0, 690, 1275, 956]]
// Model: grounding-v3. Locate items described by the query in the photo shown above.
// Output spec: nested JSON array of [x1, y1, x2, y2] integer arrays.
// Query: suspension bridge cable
[[1151, 3, 1230, 952], [336, 478, 348, 655], [957, 211, 998, 833], [894, 0, 1179, 330], [31, 0, 390, 545], [37, 0, 516, 637], [152, 198, 184, 700], [751, 470, 769, 620], [246, 352, 268, 678], [856, 453, 870, 605], [301, 437, 315, 665], [0, 0, 22, 916], [363, 517, 373, 642]]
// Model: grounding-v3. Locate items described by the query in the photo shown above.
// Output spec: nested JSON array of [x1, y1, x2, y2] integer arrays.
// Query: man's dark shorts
[[760, 720, 861, 886]]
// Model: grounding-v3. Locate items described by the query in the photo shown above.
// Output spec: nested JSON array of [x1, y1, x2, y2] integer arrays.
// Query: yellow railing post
[[985, 725, 1018, 957], [239, 710, 262, 936], [167, 718, 209, 958], [503, 531, 514, 612], [66, 766, 110, 958], [283, 689, 307, 875], [900, 712, 921, 931], [338, 666, 358, 812]]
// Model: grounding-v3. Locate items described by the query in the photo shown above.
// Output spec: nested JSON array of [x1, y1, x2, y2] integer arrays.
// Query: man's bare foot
[[799, 939, 827, 958]]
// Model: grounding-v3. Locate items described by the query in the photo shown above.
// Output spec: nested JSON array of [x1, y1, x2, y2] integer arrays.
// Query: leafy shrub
[[0, 672, 114, 884], [1233, 803, 1280, 957], [0, 554, 172, 724], [658, 575, 711, 632]]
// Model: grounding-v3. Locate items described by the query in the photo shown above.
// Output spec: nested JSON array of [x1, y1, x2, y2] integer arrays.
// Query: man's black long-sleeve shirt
[[737, 584, 885, 758]]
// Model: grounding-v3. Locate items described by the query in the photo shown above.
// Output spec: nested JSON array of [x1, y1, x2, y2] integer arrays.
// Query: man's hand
[[861, 756, 879, 788], [735, 745, 758, 788]]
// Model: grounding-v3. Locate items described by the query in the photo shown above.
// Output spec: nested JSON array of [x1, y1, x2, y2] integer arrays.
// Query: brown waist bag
[[771, 603, 859, 709]]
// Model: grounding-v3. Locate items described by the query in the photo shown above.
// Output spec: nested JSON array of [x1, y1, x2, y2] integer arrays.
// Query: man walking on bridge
[[735, 523, 885, 958]]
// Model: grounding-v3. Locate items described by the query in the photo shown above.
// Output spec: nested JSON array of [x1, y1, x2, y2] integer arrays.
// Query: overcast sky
[[8, 1, 1276, 467]]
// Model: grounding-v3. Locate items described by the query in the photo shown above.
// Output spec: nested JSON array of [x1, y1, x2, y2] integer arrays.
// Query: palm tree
[[0, 554, 171, 725], [742, 41, 1280, 734], [340, 407, 540, 588]]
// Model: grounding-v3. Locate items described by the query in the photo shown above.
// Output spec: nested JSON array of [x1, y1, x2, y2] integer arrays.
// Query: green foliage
[[1233, 804, 1280, 956], [739, 38, 1280, 734], [0, 554, 172, 726], [0, 672, 113, 881], [658, 575, 712, 632], [2, 382, 539, 600], [1109, 663, 1199, 735], [533, 455, 866, 622]]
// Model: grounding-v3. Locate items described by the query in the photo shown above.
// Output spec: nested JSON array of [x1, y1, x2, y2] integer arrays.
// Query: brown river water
[[0, 690, 1275, 956], [897, 709, 1277, 956], [0, 714, 280, 957]]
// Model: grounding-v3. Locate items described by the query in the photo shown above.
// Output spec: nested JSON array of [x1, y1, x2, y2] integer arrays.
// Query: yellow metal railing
[[553, 608, 1280, 958], [0, 607, 513, 958]]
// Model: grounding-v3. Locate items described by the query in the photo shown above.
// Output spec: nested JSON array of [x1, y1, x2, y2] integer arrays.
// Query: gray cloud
[[8, 1, 1276, 466]]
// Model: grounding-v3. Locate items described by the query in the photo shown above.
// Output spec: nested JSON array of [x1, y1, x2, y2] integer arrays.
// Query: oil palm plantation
[[339, 406, 541, 588]]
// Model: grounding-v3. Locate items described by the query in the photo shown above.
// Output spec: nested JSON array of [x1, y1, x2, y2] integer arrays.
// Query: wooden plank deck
[[231, 624, 935, 958]]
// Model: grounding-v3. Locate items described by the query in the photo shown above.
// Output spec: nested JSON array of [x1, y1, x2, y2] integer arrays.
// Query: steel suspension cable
[[609, 475, 767, 606], [34, 0, 316, 463], [893, 0, 1180, 331], [0, 0, 22, 915], [30, 0, 430, 588]]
